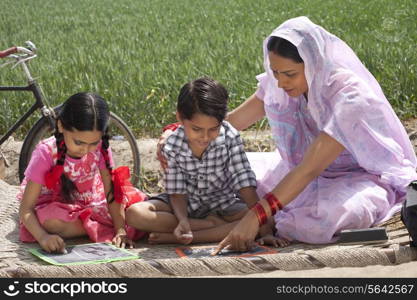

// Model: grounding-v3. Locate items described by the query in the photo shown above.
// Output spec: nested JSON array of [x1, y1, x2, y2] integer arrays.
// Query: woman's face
[[268, 51, 308, 98]]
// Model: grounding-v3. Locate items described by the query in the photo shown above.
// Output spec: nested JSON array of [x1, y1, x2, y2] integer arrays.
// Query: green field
[[1, 0, 416, 138]]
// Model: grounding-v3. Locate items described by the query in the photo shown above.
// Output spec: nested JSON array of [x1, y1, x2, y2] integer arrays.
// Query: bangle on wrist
[[264, 192, 283, 216], [252, 203, 267, 225]]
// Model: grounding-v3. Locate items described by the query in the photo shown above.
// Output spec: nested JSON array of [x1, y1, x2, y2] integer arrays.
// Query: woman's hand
[[112, 228, 134, 249], [174, 219, 193, 244], [156, 130, 174, 170], [212, 209, 259, 255], [39, 233, 66, 253]]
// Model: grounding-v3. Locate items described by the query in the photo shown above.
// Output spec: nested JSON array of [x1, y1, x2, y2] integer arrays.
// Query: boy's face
[[178, 112, 221, 154]]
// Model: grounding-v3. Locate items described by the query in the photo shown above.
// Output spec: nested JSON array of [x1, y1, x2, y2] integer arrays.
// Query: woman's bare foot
[[257, 234, 291, 248]]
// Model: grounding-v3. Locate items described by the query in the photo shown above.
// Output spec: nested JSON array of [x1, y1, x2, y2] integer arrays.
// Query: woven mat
[[1, 180, 416, 278]]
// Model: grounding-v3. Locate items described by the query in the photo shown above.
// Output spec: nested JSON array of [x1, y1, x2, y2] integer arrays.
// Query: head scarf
[[259, 16, 416, 188]]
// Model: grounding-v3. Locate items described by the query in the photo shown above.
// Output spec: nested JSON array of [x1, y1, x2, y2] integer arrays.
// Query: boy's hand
[[174, 219, 193, 244], [257, 234, 290, 248], [112, 228, 134, 249], [39, 233, 66, 253]]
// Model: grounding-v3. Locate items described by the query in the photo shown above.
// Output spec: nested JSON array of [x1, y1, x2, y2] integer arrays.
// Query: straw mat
[[0, 180, 416, 278]]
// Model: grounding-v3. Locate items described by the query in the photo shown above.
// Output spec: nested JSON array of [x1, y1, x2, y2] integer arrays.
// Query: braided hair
[[51, 92, 111, 203]]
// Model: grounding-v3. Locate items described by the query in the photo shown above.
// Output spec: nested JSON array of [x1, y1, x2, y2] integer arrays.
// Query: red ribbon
[[45, 165, 64, 190], [162, 122, 180, 133], [111, 166, 146, 206], [44, 140, 66, 190]]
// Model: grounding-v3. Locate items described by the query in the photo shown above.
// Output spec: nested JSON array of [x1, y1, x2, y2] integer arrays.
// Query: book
[[338, 227, 388, 244], [29, 242, 139, 266], [175, 244, 277, 259]]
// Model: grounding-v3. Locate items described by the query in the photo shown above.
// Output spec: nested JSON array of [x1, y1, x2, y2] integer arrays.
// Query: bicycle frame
[[0, 81, 46, 146], [0, 42, 54, 147], [1, 42, 141, 186]]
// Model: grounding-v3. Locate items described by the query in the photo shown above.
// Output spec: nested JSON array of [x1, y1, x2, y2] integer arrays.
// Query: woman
[[211, 16, 417, 252]]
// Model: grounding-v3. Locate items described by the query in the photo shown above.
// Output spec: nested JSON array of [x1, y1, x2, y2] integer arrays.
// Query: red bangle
[[162, 122, 180, 133], [252, 203, 267, 225], [265, 192, 283, 215]]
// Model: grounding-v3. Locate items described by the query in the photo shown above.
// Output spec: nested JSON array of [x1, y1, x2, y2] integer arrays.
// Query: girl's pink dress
[[18, 136, 146, 243]]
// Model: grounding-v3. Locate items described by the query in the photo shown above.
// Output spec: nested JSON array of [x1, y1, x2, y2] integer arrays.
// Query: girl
[[18, 92, 146, 253]]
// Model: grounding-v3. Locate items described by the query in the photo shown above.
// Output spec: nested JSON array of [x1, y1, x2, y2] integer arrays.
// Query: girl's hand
[[156, 130, 174, 170], [257, 234, 290, 248], [39, 233, 66, 253], [174, 219, 193, 244], [212, 209, 259, 255], [112, 228, 134, 249]]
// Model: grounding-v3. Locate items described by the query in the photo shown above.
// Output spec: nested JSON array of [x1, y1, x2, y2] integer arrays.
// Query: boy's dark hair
[[177, 77, 228, 123], [267, 36, 304, 63], [54, 92, 111, 203]]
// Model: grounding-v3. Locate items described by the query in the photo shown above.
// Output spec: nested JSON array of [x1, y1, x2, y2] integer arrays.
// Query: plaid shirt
[[162, 121, 257, 213]]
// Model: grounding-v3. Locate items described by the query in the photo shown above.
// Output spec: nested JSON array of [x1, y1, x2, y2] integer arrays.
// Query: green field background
[[1, 0, 416, 138]]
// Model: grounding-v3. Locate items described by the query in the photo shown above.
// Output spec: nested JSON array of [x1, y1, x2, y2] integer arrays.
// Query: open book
[[29, 242, 139, 266]]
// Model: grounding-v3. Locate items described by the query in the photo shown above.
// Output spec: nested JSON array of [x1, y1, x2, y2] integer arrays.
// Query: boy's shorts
[[148, 193, 247, 219]]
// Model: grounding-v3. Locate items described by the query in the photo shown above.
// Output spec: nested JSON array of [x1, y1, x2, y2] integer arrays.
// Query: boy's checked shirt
[[162, 121, 257, 214]]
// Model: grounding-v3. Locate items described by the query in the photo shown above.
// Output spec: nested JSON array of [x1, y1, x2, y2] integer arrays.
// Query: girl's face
[[178, 112, 221, 156], [58, 121, 102, 158], [268, 51, 308, 98]]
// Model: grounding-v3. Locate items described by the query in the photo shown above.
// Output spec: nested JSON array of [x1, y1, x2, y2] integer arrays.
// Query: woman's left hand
[[112, 228, 134, 249]]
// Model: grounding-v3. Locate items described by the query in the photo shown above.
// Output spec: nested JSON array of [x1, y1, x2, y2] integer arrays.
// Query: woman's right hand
[[156, 130, 174, 170], [39, 233, 66, 253], [212, 209, 260, 255]]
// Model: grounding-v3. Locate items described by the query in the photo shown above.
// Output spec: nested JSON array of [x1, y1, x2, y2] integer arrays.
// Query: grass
[[0, 0, 416, 138]]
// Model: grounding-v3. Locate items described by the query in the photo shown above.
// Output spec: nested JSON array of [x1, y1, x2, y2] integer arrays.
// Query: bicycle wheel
[[19, 110, 141, 186]]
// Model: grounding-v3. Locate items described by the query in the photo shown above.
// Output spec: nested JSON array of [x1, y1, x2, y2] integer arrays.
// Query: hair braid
[[54, 131, 66, 166], [101, 128, 114, 203], [53, 129, 76, 203]]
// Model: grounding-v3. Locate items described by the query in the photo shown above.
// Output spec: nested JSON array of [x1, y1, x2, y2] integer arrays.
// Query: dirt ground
[[1, 119, 416, 190]]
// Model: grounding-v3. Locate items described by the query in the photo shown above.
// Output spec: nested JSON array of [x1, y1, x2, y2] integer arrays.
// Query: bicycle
[[0, 41, 141, 185]]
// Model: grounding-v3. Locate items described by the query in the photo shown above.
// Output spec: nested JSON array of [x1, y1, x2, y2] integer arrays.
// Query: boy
[[126, 77, 262, 245]]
